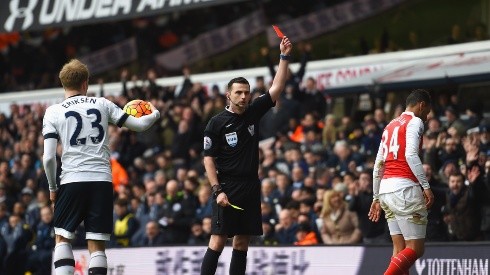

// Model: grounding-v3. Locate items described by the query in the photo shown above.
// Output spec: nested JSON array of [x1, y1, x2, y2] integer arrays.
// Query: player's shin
[[385, 248, 417, 275], [54, 242, 75, 275], [89, 251, 108, 275]]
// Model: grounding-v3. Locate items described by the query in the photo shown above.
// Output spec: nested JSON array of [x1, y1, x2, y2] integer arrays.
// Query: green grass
[[191, 0, 483, 73]]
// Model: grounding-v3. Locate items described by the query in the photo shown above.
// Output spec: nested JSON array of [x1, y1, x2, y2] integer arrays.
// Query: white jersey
[[42, 95, 128, 185]]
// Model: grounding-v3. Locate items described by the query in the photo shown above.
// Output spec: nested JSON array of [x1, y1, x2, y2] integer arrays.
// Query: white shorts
[[379, 186, 427, 240]]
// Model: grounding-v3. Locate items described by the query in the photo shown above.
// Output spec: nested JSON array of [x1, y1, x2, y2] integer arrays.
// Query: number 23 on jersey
[[65, 108, 104, 146]]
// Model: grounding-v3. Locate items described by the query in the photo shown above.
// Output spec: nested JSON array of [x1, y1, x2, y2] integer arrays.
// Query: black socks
[[201, 248, 222, 275], [229, 249, 247, 275]]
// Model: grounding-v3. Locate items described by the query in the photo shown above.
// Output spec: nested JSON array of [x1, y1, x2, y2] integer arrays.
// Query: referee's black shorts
[[54, 181, 113, 241], [211, 178, 262, 237]]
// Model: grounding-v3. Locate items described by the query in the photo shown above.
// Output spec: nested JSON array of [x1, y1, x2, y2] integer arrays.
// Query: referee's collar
[[225, 105, 237, 114]]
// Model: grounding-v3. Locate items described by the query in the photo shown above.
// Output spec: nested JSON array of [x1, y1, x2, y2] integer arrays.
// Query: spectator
[[348, 170, 387, 244], [1, 214, 32, 275], [327, 140, 363, 174], [438, 137, 465, 169], [298, 77, 326, 118], [112, 199, 139, 247], [0, 203, 8, 230], [322, 114, 338, 149], [0, 184, 14, 216], [26, 206, 55, 275], [447, 24, 464, 44], [260, 97, 300, 140], [274, 173, 293, 207], [196, 185, 213, 221], [275, 209, 298, 244], [12, 154, 37, 187], [202, 216, 212, 238], [423, 164, 449, 242], [294, 221, 319, 246], [255, 219, 279, 246], [0, 234, 6, 274], [139, 221, 166, 247], [443, 171, 482, 241], [443, 107, 466, 137], [320, 190, 362, 244], [187, 219, 210, 245], [252, 76, 267, 96], [157, 180, 195, 244]]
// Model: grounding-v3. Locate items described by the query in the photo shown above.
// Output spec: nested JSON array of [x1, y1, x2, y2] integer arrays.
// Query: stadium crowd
[[0, 48, 489, 274], [0, 0, 488, 93]]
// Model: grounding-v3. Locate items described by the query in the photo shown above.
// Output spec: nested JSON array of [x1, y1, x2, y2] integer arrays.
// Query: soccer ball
[[123, 100, 152, 117]]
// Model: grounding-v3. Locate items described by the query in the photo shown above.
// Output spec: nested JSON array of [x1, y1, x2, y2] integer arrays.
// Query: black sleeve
[[296, 52, 310, 81], [122, 80, 128, 98], [127, 218, 139, 238], [348, 195, 358, 212], [265, 54, 276, 78], [248, 92, 275, 121]]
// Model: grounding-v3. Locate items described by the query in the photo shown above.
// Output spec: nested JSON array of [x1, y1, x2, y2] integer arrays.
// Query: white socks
[[54, 242, 75, 275], [89, 251, 108, 275]]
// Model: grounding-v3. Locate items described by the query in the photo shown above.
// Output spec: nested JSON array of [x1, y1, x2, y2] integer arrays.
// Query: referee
[[200, 37, 292, 275]]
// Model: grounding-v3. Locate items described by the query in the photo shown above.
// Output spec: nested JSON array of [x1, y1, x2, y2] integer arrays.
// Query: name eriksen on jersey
[[62, 97, 97, 108]]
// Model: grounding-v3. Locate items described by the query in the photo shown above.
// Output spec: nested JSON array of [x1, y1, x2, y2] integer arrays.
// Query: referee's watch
[[212, 184, 223, 198], [280, 54, 290, 61]]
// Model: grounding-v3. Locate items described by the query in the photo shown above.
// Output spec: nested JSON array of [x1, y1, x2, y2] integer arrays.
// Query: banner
[[266, 0, 408, 46], [0, 0, 247, 33], [359, 245, 490, 275], [64, 244, 490, 275], [79, 37, 138, 75], [67, 246, 364, 275], [155, 10, 266, 70]]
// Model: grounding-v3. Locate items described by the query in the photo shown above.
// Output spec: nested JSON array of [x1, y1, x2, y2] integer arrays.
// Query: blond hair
[[59, 59, 89, 91], [319, 189, 344, 218]]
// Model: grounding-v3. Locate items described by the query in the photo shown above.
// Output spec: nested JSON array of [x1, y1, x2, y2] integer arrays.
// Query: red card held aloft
[[272, 25, 285, 38]]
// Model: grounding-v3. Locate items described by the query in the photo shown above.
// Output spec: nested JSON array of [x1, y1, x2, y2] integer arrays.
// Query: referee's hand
[[216, 193, 229, 207]]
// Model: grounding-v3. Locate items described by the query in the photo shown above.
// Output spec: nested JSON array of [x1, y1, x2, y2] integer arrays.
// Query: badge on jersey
[[204, 136, 212, 150], [248, 125, 255, 136], [225, 132, 238, 147]]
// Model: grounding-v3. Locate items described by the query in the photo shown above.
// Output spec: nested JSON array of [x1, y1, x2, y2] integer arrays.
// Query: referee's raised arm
[[268, 36, 293, 102]]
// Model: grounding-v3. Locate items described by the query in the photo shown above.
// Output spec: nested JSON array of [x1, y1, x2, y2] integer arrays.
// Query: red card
[[272, 25, 285, 38]]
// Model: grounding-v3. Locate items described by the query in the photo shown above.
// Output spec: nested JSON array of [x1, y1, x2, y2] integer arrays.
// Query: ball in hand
[[123, 100, 152, 118]]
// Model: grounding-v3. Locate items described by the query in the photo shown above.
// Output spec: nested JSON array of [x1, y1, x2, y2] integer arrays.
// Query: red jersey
[[381, 112, 422, 182]]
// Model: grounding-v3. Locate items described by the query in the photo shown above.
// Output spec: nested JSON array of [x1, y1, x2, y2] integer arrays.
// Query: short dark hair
[[227, 77, 250, 91], [297, 222, 312, 233], [406, 89, 431, 107], [448, 172, 464, 181], [115, 198, 128, 207]]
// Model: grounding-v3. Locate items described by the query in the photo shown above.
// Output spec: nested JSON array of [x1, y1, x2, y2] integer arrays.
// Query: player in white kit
[[368, 89, 434, 275], [43, 59, 160, 275]]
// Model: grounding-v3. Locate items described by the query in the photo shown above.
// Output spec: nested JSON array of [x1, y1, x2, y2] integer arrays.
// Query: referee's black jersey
[[203, 92, 275, 180]]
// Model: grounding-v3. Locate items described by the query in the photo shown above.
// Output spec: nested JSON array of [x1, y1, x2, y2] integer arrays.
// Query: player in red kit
[[368, 89, 434, 275]]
